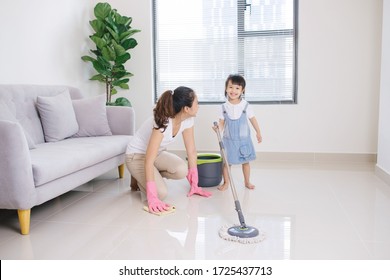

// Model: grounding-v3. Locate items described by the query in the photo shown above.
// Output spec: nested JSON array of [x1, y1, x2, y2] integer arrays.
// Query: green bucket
[[196, 153, 223, 187]]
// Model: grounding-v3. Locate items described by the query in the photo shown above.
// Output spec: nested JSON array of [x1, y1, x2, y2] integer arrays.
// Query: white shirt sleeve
[[219, 104, 225, 120], [183, 117, 195, 129], [245, 102, 255, 119]]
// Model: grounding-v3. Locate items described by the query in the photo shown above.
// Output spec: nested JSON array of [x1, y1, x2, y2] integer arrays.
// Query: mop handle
[[213, 122, 239, 200], [214, 122, 247, 227]]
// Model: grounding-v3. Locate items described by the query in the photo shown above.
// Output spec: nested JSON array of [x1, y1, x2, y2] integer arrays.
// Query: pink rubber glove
[[146, 181, 170, 212], [186, 167, 212, 197]]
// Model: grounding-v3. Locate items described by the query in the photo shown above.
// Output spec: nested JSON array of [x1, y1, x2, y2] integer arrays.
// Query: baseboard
[[171, 151, 377, 163], [375, 165, 390, 186], [173, 150, 387, 186], [255, 152, 377, 163]]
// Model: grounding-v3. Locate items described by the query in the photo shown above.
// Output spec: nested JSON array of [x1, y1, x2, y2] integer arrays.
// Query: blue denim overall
[[222, 103, 256, 165]]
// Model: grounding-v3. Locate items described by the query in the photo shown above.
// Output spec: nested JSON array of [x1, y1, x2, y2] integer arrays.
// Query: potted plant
[[82, 2, 141, 106]]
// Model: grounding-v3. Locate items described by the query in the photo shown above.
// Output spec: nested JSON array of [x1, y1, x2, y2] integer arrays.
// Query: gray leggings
[[125, 151, 188, 199]]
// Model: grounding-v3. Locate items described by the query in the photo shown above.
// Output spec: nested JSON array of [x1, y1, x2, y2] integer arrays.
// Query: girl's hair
[[225, 74, 246, 98], [153, 86, 196, 132]]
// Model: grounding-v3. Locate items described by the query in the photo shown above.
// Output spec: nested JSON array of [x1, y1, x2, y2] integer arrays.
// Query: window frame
[[152, 0, 299, 104]]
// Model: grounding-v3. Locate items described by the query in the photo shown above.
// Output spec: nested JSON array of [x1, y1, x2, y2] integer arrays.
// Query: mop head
[[219, 224, 266, 244], [143, 205, 176, 216]]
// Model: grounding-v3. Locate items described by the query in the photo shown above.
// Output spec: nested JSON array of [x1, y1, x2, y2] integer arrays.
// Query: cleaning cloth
[[143, 205, 176, 216]]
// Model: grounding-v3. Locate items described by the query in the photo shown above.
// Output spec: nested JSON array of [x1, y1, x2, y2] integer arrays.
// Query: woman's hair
[[225, 74, 246, 98], [153, 86, 196, 131]]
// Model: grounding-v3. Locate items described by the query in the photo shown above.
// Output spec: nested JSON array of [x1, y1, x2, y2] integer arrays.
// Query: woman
[[125, 86, 212, 214]]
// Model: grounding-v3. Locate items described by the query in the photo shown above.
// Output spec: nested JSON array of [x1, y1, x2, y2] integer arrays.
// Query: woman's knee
[[166, 163, 188, 179]]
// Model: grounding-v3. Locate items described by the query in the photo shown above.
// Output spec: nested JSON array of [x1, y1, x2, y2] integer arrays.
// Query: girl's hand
[[257, 133, 262, 143], [212, 123, 219, 132]]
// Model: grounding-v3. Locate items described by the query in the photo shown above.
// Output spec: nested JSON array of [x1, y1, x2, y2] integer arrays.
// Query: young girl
[[125, 86, 212, 214], [215, 74, 262, 190]]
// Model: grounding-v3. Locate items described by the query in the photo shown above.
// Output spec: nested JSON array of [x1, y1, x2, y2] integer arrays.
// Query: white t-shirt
[[126, 116, 195, 154], [219, 99, 254, 120]]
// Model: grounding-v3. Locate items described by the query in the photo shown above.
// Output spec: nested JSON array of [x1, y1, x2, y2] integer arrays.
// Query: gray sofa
[[0, 85, 134, 234]]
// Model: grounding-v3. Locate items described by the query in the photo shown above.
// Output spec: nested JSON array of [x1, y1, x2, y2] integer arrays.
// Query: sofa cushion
[[0, 85, 84, 146], [0, 101, 36, 149], [36, 90, 79, 142], [72, 94, 112, 137], [30, 135, 131, 186]]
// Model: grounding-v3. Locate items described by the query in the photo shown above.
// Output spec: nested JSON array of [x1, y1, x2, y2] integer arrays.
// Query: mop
[[214, 122, 265, 244]]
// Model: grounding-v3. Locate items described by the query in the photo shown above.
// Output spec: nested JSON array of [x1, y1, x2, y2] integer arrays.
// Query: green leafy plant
[[82, 2, 140, 106]]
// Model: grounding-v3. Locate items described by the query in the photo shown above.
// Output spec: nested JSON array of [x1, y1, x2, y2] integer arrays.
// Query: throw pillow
[[36, 90, 79, 142], [0, 101, 36, 149], [72, 94, 112, 137]]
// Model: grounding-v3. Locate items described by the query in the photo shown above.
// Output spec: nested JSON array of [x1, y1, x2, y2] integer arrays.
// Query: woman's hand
[[186, 167, 212, 197], [146, 181, 170, 212], [188, 185, 213, 197]]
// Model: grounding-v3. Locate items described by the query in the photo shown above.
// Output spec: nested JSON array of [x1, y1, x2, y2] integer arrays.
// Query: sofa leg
[[17, 209, 31, 235], [118, 164, 125, 178]]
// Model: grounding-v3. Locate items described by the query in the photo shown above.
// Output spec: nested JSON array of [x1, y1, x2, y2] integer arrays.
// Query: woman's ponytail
[[153, 90, 175, 131], [154, 86, 195, 132]]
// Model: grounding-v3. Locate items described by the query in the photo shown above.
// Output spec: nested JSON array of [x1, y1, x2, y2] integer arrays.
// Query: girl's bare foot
[[245, 183, 255, 189], [218, 182, 229, 191]]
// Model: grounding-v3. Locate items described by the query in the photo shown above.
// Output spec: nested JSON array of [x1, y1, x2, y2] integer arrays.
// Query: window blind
[[153, 0, 297, 103]]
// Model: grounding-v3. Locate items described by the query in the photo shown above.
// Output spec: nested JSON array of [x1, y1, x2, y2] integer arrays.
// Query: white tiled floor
[[1, 160, 390, 260]]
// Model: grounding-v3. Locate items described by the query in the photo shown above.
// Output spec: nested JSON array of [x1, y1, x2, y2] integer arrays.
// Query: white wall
[[0, 0, 92, 91], [378, 0, 390, 175], [0, 0, 384, 155]]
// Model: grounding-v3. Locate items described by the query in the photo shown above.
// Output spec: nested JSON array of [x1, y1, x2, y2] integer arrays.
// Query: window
[[153, 0, 298, 103]]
